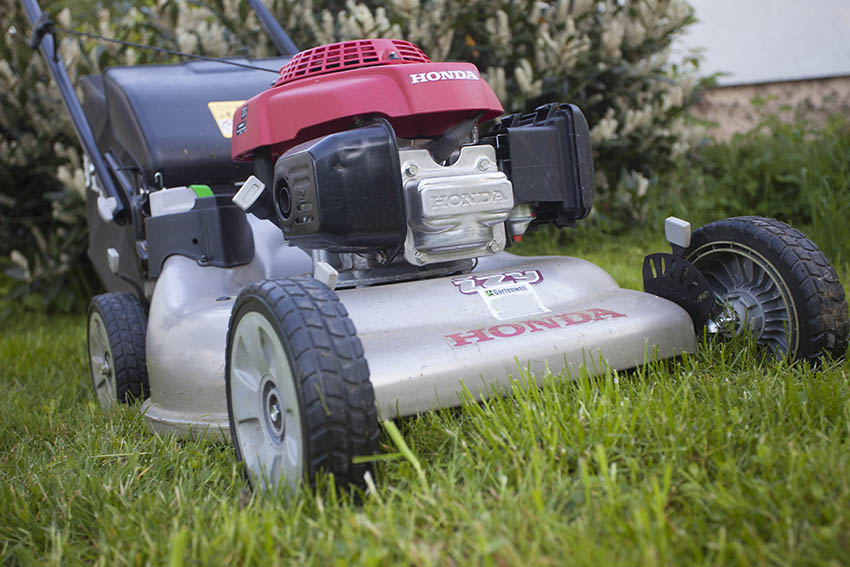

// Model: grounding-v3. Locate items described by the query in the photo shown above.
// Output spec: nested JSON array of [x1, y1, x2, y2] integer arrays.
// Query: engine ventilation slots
[[275, 39, 430, 86]]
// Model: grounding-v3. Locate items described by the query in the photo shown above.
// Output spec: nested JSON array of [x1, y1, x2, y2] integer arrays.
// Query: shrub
[[1, 3, 92, 314]]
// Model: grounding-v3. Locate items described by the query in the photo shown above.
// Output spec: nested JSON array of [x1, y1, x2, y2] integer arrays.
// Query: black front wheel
[[685, 216, 849, 362], [225, 277, 380, 492]]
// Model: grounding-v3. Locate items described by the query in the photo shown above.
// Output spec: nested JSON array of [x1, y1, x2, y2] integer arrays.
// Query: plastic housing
[[231, 52, 503, 162], [272, 121, 405, 251], [486, 103, 595, 227]]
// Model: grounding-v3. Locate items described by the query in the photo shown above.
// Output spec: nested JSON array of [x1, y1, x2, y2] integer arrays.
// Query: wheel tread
[[225, 276, 379, 491], [88, 292, 149, 402], [688, 216, 849, 361]]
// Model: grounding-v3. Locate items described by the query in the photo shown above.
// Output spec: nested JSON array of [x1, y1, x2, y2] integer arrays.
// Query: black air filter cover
[[273, 120, 405, 251], [486, 103, 594, 226]]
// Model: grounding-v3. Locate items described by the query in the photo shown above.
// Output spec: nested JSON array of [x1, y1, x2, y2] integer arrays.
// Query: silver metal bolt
[[414, 250, 427, 263], [404, 162, 419, 177], [375, 251, 388, 264], [269, 401, 281, 428], [487, 240, 501, 253], [477, 158, 492, 171]]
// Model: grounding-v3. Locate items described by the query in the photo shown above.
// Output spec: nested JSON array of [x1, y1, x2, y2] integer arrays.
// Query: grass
[[3, 234, 850, 566]]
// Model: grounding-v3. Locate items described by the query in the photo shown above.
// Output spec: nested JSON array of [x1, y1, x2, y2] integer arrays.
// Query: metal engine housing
[[400, 145, 514, 266]]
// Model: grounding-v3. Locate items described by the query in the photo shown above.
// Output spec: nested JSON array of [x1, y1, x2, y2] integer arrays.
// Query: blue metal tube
[[245, 0, 299, 56]]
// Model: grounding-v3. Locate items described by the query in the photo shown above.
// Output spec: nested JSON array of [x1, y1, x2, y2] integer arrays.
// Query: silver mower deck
[[141, 216, 696, 437]]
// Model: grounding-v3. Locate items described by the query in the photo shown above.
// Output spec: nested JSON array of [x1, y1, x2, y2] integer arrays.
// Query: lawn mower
[[23, 0, 849, 492]]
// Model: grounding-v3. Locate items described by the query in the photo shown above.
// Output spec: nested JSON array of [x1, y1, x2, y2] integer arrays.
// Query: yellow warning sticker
[[207, 101, 245, 138]]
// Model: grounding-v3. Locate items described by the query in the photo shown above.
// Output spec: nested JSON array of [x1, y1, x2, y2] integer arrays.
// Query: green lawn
[[2, 234, 850, 566]]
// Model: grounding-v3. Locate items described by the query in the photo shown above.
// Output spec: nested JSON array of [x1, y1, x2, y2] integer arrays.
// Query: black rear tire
[[685, 216, 849, 362], [225, 276, 379, 492], [87, 292, 149, 406]]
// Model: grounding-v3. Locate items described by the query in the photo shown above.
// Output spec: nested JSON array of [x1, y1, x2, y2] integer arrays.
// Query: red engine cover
[[230, 39, 504, 161]]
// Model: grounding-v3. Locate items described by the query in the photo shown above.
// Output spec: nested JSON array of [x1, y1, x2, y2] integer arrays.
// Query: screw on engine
[[404, 162, 419, 177], [477, 157, 492, 171]]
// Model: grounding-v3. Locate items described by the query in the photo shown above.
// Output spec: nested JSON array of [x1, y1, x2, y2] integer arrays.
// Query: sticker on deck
[[452, 269, 544, 295], [477, 281, 550, 321], [207, 101, 246, 138]]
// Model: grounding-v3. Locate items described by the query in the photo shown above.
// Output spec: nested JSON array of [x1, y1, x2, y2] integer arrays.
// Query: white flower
[[484, 66, 507, 102], [590, 108, 619, 144], [514, 58, 542, 98], [485, 10, 511, 52], [601, 16, 625, 59], [10, 250, 31, 281]]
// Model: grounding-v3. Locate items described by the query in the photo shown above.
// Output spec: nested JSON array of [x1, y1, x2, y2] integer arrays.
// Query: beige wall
[[690, 75, 850, 140]]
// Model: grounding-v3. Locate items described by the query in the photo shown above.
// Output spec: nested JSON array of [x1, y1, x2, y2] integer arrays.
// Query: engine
[[233, 39, 594, 286]]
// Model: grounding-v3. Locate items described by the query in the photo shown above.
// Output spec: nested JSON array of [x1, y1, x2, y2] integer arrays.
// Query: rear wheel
[[225, 277, 379, 492], [87, 292, 149, 407], [686, 216, 849, 362]]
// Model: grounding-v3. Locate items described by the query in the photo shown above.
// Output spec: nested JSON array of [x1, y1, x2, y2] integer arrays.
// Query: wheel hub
[[100, 356, 113, 379], [690, 241, 794, 356], [720, 288, 766, 337], [228, 310, 308, 491], [88, 311, 117, 407], [262, 378, 286, 442]]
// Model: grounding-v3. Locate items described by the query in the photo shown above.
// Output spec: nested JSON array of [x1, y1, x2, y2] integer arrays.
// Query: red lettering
[[555, 312, 592, 326], [444, 307, 628, 348], [445, 329, 493, 347], [588, 308, 627, 320], [488, 324, 526, 338], [525, 318, 561, 333]]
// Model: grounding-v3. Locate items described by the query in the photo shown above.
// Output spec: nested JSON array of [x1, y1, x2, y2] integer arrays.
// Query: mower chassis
[[142, 217, 696, 438]]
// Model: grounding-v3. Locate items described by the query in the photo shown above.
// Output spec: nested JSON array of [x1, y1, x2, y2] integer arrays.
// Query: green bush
[[0, 3, 92, 314], [1, 0, 705, 314]]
